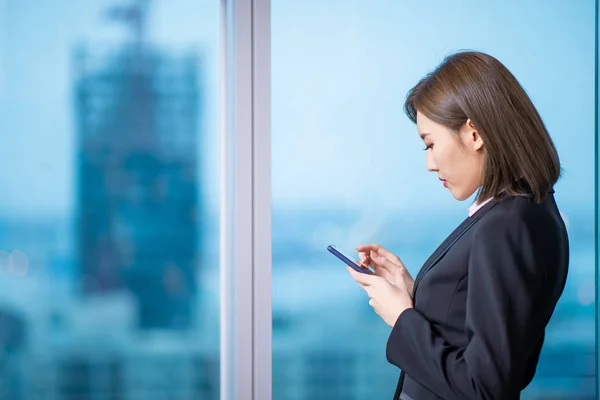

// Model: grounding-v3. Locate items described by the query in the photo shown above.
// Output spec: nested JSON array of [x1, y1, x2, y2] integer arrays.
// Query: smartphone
[[327, 245, 373, 274]]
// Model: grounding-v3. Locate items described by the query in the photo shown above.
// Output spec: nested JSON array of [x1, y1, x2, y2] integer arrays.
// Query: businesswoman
[[348, 51, 569, 400]]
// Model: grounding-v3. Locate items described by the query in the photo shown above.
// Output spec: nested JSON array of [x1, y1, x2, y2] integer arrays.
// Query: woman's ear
[[466, 119, 484, 151]]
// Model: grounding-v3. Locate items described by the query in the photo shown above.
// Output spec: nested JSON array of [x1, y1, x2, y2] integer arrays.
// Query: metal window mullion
[[252, 0, 272, 399], [220, 0, 254, 400]]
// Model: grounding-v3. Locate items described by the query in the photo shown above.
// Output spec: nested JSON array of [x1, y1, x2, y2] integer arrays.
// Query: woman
[[348, 51, 569, 400]]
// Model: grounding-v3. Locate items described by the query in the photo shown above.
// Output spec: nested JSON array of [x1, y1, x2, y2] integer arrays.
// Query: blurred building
[[74, 0, 201, 330]]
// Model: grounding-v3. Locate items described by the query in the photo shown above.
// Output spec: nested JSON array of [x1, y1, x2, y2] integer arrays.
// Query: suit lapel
[[412, 200, 498, 296]]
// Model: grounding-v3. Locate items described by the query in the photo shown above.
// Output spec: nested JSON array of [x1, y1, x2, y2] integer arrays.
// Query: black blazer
[[388, 192, 569, 400]]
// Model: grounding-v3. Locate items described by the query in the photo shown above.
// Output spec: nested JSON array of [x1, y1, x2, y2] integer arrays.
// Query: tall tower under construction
[[75, 0, 201, 329]]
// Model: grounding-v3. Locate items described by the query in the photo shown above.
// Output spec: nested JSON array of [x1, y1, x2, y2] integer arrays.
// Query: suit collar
[[412, 199, 498, 297]]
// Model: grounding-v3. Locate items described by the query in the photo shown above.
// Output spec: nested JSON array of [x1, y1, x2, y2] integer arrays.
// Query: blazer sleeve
[[386, 212, 547, 400]]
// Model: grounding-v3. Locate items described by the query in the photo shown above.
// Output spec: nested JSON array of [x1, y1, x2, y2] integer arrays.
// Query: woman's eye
[[423, 144, 433, 151]]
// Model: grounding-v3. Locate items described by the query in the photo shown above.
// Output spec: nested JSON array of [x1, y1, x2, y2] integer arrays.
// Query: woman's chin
[[450, 187, 478, 202], [449, 188, 469, 201]]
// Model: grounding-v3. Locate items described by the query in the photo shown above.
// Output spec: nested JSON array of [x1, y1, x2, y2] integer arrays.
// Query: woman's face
[[416, 111, 485, 201]]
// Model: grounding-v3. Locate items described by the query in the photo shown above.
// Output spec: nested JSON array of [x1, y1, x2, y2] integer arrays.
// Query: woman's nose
[[426, 152, 437, 172]]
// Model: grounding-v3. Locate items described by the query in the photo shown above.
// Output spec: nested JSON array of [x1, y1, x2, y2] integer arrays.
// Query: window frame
[[220, 0, 272, 399]]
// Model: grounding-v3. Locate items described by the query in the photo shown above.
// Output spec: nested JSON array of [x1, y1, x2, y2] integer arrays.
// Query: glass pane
[[271, 1, 595, 399], [0, 1, 220, 398]]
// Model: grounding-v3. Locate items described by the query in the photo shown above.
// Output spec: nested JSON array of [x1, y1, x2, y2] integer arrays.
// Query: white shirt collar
[[468, 197, 493, 217]]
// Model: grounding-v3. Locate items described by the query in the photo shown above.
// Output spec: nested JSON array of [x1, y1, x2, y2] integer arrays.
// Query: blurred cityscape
[[74, 0, 200, 331], [0, 0, 219, 398], [0, 0, 596, 399], [0, 207, 595, 399]]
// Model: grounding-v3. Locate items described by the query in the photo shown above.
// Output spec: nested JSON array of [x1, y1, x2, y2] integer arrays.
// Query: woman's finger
[[370, 252, 400, 274], [360, 244, 393, 259], [347, 266, 376, 286], [377, 250, 403, 266], [357, 252, 372, 267], [368, 298, 382, 317], [371, 264, 394, 282], [356, 244, 381, 253], [357, 251, 394, 280], [358, 244, 403, 266]]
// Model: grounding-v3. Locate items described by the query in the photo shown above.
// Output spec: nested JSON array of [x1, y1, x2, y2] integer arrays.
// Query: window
[[271, 1, 595, 398], [0, 1, 220, 398]]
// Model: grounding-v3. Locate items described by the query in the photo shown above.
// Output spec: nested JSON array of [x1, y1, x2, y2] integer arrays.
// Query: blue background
[[0, 0, 596, 399]]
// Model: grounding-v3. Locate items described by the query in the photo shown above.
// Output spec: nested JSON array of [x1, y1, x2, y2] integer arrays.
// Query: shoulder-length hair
[[404, 50, 560, 203]]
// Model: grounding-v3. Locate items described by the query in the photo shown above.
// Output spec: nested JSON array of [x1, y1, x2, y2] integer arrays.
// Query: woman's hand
[[347, 266, 414, 327], [356, 244, 414, 296]]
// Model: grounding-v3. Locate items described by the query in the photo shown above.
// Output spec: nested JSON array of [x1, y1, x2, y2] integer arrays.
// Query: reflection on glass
[[0, 0, 219, 398], [272, 1, 595, 399]]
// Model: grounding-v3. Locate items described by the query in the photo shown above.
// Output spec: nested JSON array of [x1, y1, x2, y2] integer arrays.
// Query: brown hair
[[404, 50, 561, 203]]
